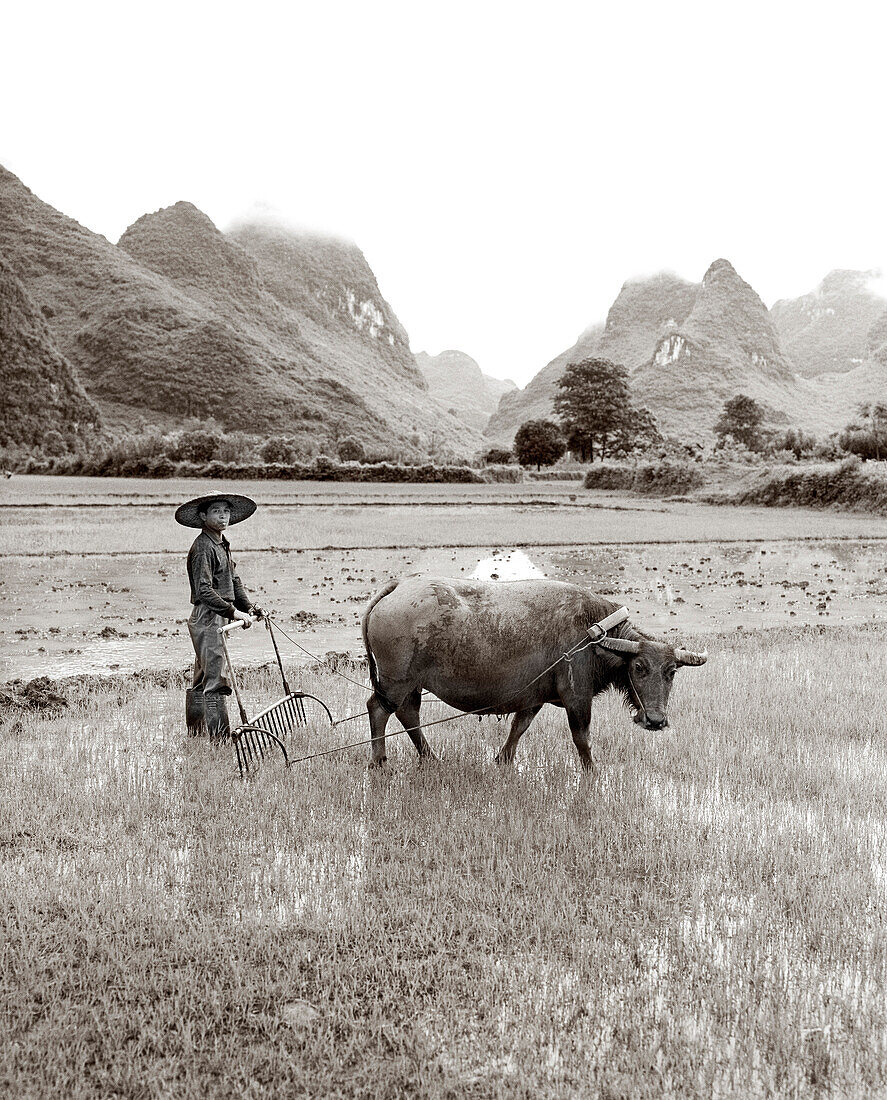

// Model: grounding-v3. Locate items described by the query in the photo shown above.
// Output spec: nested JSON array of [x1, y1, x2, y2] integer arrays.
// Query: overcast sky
[[4, 1, 886, 385]]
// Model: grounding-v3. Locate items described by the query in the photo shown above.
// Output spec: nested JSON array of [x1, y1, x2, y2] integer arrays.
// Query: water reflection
[[471, 549, 546, 581]]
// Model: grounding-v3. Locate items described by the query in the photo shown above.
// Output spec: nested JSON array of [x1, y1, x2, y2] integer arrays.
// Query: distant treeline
[[22, 452, 490, 484], [7, 426, 492, 482]]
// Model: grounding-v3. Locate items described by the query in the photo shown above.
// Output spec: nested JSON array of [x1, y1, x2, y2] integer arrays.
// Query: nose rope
[[625, 665, 646, 724]]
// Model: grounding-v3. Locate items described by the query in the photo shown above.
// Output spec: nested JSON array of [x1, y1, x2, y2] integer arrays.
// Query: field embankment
[[15, 450, 887, 517], [581, 457, 887, 516], [3, 626, 887, 1096], [723, 457, 887, 514], [584, 461, 705, 495]]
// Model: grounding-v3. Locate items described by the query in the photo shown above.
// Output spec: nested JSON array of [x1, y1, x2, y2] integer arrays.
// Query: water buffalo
[[361, 575, 707, 768]]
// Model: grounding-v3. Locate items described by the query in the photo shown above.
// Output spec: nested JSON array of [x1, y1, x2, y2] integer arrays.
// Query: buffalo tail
[[361, 579, 401, 713]]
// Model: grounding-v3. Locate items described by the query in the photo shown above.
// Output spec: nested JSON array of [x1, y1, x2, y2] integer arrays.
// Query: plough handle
[[222, 617, 258, 633], [220, 628, 250, 725]]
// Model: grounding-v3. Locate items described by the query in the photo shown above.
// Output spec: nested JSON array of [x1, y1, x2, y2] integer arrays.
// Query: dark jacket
[[187, 530, 253, 619]]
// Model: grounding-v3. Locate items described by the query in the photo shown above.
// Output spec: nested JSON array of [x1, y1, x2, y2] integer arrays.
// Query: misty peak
[[818, 268, 885, 298], [230, 219, 360, 255]]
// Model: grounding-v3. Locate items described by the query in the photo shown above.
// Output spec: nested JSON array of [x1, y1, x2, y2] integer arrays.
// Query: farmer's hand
[[251, 605, 266, 620], [233, 609, 253, 628]]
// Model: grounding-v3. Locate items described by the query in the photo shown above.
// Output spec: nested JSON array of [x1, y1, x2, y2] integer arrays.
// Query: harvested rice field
[[3, 476, 887, 1097]]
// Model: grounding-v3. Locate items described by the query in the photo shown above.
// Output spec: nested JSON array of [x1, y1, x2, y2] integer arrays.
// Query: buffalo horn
[[598, 637, 641, 655], [675, 648, 708, 666]]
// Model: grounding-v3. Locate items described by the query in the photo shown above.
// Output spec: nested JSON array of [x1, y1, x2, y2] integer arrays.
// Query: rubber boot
[[204, 691, 231, 740], [185, 688, 205, 736]]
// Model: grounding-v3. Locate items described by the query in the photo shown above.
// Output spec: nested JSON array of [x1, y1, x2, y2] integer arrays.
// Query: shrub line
[[726, 457, 887, 514]]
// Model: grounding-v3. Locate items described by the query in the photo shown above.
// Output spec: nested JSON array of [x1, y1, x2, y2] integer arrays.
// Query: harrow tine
[[239, 728, 257, 775], [270, 707, 283, 742], [296, 694, 307, 724], [245, 728, 259, 769], [234, 733, 245, 779], [248, 726, 263, 761], [239, 730, 252, 772]]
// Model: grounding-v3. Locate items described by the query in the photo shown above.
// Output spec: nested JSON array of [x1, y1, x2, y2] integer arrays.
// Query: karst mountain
[[485, 260, 887, 446], [4, 163, 886, 455], [0, 166, 486, 454], [415, 350, 516, 432], [770, 270, 887, 378], [0, 253, 101, 448]]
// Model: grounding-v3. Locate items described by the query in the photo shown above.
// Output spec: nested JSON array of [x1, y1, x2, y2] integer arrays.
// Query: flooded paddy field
[[5, 476, 887, 1095], [4, 475, 887, 681]]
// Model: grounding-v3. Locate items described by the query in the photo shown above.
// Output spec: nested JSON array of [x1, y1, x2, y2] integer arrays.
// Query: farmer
[[175, 493, 265, 737]]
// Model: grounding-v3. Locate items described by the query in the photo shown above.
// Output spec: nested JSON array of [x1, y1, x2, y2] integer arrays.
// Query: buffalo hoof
[[367, 757, 388, 770]]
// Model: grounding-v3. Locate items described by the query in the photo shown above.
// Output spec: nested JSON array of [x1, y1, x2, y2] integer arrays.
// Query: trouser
[[187, 604, 232, 738], [188, 603, 231, 695]]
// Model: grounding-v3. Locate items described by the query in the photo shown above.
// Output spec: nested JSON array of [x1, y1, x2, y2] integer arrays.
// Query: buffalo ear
[[675, 648, 707, 667]]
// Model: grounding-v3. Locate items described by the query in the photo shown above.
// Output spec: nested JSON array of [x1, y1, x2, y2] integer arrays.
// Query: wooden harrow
[[220, 616, 334, 777]]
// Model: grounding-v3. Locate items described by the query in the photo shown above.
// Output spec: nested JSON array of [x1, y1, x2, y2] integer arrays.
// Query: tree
[[563, 427, 595, 463], [42, 429, 69, 457], [851, 403, 887, 460], [714, 395, 765, 451], [554, 358, 633, 461], [611, 405, 662, 457], [838, 403, 887, 461], [260, 436, 296, 464], [337, 436, 366, 463], [766, 428, 818, 459], [173, 428, 221, 464], [482, 447, 514, 465], [513, 419, 566, 470], [858, 402, 887, 427]]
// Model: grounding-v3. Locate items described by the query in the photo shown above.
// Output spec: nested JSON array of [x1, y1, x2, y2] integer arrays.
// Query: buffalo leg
[[495, 706, 543, 764], [367, 693, 394, 767], [396, 689, 435, 759], [566, 704, 594, 769]]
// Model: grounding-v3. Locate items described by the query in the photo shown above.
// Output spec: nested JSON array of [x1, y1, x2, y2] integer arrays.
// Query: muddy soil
[[3, 477, 887, 681]]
